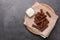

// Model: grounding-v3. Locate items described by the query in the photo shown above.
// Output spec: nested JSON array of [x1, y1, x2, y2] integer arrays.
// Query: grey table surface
[[0, 0, 60, 40]]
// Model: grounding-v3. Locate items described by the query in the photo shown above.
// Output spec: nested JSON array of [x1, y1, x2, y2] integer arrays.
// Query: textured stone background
[[0, 0, 60, 40]]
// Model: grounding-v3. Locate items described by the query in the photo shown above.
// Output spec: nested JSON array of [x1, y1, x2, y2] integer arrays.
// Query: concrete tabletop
[[0, 0, 60, 40]]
